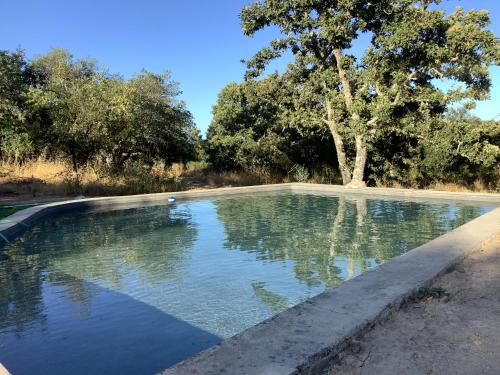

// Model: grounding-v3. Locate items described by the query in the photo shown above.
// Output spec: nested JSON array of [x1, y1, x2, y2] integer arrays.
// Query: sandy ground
[[326, 233, 500, 375]]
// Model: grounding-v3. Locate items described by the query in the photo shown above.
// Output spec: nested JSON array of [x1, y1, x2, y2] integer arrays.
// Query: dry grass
[[0, 159, 70, 197], [0, 159, 184, 198], [0, 159, 68, 182], [379, 179, 496, 194], [0, 159, 286, 199], [1, 159, 497, 201], [428, 181, 489, 193]]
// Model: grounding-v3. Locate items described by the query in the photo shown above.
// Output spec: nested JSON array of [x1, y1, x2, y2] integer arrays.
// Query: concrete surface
[[0, 363, 11, 375]]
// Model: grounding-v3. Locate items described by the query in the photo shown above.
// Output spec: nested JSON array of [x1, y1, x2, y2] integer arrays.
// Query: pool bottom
[[0, 272, 219, 375]]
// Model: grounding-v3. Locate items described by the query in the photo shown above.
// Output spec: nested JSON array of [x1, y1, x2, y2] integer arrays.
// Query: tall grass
[[0, 159, 69, 197], [0, 159, 182, 197], [0, 159, 284, 198], [381, 179, 496, 193], [0, 159, 496, 199]]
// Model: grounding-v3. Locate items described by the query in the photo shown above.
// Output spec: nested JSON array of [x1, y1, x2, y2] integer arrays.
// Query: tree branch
[[432, 68, 444, 79], [367, 116, 379, 126]]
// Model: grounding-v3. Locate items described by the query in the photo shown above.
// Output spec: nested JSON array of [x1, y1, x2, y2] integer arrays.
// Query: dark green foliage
[[0, 50, 35, 162], [208, 75, 499, 189], [101, 70, 201, 171], [207, 74, 338, 176], [411, 287, 448, 301], [369, 108, 500, 189]]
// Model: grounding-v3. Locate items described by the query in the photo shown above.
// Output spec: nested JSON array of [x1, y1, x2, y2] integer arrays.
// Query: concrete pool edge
[[1, 184, 500, 375], [160, 206, 500, 375], [291, 183, 500, 203]]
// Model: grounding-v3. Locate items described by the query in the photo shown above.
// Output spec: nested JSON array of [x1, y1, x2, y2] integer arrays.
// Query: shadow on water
[[0, 272, 221, 375]]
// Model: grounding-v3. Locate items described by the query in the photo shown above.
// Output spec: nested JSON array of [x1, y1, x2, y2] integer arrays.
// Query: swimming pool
[[0, 192, 495, 374]]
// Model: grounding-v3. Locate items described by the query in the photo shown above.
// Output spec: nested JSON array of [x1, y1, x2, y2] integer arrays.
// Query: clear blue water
[[0, 193, 494, 375]]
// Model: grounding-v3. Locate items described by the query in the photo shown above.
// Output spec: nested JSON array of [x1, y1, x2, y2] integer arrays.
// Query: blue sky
[[1, 0, 498, 134]]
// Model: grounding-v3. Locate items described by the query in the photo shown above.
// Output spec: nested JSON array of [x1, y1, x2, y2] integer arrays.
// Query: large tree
[[0, 50, 29, 130], [241, 0, 499, 186], [105, 70, 200, 170], [28, 49, 200, 173], [30, 49, 111, 172]]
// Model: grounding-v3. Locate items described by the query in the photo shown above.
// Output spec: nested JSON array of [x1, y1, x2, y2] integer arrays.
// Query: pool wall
[[1, 183, 500, 375]]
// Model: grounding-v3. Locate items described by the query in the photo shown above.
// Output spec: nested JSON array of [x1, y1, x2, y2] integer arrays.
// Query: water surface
[[0, 193, 494, 374]]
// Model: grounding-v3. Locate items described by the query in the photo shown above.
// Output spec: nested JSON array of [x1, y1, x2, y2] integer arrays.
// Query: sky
[[1, 0, 499, 134]]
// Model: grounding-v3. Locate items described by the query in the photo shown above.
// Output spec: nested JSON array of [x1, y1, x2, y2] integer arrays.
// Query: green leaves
[[0, 48, 199, 172], [236, 0, 498, 185], [0, 50, 30, 128], [0, 128, 33, 162], [207, 75, 337, 174]]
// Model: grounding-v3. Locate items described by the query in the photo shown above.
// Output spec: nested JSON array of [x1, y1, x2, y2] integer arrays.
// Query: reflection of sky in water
[[0, 193, 496, 375]]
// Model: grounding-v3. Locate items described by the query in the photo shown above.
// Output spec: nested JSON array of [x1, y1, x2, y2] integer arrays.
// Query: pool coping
[[1, 183, 500, 375]]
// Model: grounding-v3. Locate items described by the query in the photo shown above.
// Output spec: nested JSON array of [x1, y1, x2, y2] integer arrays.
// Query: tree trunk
[[71, 153, 78, 178], [329, 195, 345, 257], [330, 125, 352, 185], [348, 135, 367, 188], [325, 99, 351, 185], [333, 48, 367, 187], [355, 197, 367, 226]]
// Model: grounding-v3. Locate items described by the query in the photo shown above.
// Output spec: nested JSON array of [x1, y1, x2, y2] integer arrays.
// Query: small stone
[[350, 341, 362, 354]]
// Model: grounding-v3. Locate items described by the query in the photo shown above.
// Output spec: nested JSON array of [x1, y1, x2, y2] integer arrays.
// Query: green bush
[[0, 129, 33, 163]]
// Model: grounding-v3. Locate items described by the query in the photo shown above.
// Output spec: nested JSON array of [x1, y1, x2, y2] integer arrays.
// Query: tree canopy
[[207, 74, 338, 175], [0, 48, 200, 173], [236, 0, 499, 186]]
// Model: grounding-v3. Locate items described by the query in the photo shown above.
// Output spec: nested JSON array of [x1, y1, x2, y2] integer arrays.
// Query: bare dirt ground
[[326, 233, 500, 375]]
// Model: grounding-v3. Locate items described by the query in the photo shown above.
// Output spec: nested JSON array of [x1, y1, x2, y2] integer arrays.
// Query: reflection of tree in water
[[45, 272, 99, 317], [215, 194, 483, 288], [19, 205, 198, 287], [0, 249, 47, 337], [0, 204, 198, 335], [251, 282, 289, 314]]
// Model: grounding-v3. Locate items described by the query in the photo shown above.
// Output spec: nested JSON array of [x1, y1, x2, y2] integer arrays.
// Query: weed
[[291, 164, 310, 183], [411, 287, 448, 302]]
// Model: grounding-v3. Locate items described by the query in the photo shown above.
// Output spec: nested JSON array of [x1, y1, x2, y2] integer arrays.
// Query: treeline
[[0, 49, 201, 173], [206, 74, 500, 189], [1, 0, 500, 192], [204, 0, 500, 190]]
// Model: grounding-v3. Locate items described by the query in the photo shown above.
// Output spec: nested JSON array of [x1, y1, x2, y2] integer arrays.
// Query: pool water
[[0, 193, 494, 374]]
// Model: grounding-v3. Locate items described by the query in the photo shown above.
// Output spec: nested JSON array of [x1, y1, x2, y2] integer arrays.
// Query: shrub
[[291, 165, 310, 183]]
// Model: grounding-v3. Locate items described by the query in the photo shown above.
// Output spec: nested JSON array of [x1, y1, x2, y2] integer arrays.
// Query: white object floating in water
[[168, 196, 177, 203]]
